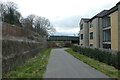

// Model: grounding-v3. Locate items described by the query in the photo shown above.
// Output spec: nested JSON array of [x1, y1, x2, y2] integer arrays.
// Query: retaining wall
[[2, 22, 47, 75]]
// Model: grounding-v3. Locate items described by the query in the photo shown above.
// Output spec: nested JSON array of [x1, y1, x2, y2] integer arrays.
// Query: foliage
[[20, 15, 35, 31], [33, 16, 56, 36], [72, 45, 119, 70], [4, 48, 51, 78], [0, 1, 22, 26], [65, 49, 119, 78], [0, 1, 56, 36], [20, 15, 56, 36]]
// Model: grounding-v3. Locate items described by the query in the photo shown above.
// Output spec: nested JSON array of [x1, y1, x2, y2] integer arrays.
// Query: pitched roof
[[88, 10, 108, 21], [116, 1, 120, 6], [81, 1, 120, 22], [96, 10, 108, 17], [81, 18, 90, 22], [103, 2, 119, 17]]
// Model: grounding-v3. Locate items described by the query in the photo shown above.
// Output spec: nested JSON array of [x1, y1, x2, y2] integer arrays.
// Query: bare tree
[[34, 16, 47, 36], [0, 1, 56, 36], [0, 1, 22, 26], [20, 14, 35, 30], [47, 25, 56, 35], [33, 16, 56, 36], [0, 1, 7, 21]]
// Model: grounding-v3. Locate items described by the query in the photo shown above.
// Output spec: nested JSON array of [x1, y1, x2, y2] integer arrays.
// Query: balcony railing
[[103, 39, 111, 42]]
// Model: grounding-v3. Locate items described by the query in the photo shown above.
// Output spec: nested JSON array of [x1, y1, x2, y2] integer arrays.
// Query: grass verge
[[4, 48, 51, 78], [65, 48, 119, 78]]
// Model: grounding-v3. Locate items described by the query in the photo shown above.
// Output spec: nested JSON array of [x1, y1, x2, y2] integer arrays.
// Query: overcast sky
[[1, 0, 120, 36]]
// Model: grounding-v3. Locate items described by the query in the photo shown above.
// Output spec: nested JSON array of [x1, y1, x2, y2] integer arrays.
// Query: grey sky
[[1, 0, 120, 36]]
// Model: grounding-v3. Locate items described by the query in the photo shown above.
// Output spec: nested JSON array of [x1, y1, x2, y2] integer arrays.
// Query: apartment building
[[88, 10, 108, 48], [102, 2, 120, 51], [79, 18, 89, 46], [79, 2, 120, 51]]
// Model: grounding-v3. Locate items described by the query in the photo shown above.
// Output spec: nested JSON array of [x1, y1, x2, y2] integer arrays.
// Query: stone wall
[[2, 22, 47, 75], [2, 22, 38, 37]]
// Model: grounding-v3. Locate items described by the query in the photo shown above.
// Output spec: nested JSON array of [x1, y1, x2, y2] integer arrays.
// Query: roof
[[81, 18, 90, 22], [96, 10, 108, 17], [47, 36, 79, 41], [80, 18, 90, 24], [103, 2, 119, 17], [80, 1, 120, 22], [88, 10, 108, 21], [116, 1, 120, 6]]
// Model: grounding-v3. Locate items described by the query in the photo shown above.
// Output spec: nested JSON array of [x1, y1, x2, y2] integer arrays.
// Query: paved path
[[44, 48, 109, 78]]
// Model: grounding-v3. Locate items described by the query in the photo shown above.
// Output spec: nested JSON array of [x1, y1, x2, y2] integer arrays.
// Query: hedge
[[72, 45, 120, 70]]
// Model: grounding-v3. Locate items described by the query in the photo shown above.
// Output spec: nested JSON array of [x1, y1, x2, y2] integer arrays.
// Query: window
[[90, 44, 93, 46], [103, 16, 111, 28], [103, 29, 111, 42], [90, 32, 93, 39], [80, 24, 83, 30], [90, 22, 93, 28], [81, 34, 83, 40], [103, 44, 111, 49]]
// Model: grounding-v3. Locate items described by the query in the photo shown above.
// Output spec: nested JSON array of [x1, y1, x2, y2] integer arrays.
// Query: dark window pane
[[80, 24, 83, 30], [81, 34, 83, 40], [90, 32, 93, 39], [90, 44, 93, 46]]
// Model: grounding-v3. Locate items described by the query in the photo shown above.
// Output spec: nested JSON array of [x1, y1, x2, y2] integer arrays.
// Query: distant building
[[79, 1, 120, 51], [47, 35, 79, 44]]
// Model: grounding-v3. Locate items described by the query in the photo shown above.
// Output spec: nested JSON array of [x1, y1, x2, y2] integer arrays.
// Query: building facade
[[79, 18, 89, 46], [108, 2, 120, 51], [79, 2, 120, 51], [88, 10, 107, 48]]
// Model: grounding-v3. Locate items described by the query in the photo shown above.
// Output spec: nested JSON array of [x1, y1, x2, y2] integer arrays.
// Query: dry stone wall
[[2, 22, 47, 75]]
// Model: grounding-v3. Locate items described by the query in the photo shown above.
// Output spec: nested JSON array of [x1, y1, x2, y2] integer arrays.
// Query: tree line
[[0, 1, 56, 36]]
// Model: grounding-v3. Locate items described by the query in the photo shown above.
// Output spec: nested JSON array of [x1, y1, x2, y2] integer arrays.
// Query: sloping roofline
[[80, 18, 90, 24], [88, 10, 108, 22], [87, 1, 120, 22], [102, 1, 120, 17], [82, 18, 90, 22]]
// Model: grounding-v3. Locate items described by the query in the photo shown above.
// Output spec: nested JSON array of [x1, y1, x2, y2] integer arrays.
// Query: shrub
[[72, 45, 119, 69]]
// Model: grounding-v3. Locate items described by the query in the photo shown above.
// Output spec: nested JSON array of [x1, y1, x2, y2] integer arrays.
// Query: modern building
[[102, 2, 120, 51], [88, 10, 108, 48], [79, 18, 90, 46], [79, 1, 120, 51]]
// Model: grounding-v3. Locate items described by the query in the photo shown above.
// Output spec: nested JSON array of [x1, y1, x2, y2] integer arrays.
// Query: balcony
[[103, 29, 111, 43], [103, 43, 111, 49]]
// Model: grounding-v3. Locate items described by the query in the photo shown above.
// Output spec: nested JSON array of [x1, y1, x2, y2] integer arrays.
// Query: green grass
[[65, 48, 119, 78], [4, 48, 51, 78]]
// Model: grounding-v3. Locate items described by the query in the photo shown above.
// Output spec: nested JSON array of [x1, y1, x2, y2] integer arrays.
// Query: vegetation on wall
[[4, 48, 51, 78], [0, 1, 56, 36], [72, 45, 119, 70], [20, 15, 56, 36], [0, 1, 22, 27]]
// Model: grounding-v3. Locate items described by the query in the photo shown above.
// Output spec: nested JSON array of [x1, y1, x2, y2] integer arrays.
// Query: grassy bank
[[4, 48, 51, 78], [65, 49, 119, 78]]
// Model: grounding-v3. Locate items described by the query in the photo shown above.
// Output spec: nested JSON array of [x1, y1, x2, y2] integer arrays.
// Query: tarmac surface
[[44, 48, 110, 78]]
